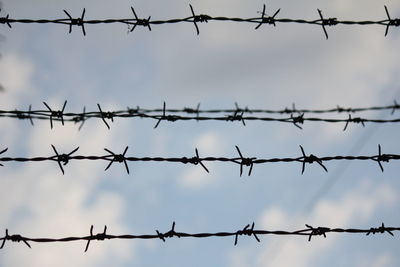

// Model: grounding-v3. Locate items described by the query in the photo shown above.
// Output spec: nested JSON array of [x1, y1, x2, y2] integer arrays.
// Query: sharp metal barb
[[318, 9, 328, 39], [0, 147, 7, 166], [28, 104, 34, 126], [97, 104, 110, 130], [103, 147, 130, 174], [195, 148, 209, 173], [391, 100, 399, 115], [384, 5, 400, 36], [299, 145, 328, 174], [255, 4, 280, 30], [63, 9, 86, 35]]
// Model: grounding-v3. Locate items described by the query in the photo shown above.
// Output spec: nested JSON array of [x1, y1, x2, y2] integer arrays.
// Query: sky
[[0, 0, 400, 266]]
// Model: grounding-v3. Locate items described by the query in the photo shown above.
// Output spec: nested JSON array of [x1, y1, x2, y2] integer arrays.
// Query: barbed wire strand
[[0, 144, 397, 175], [1, 4, 400, 38], [3, 100, 400, 116], [1, 101, 400, 130], [0, 222, 397, 251]]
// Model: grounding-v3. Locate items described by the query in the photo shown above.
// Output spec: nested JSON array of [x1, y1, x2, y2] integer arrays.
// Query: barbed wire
[[1, 4, 400, 39], [0, 144, 397, 175], [0, 222, 397, 251], [1, 101, 400, 130]]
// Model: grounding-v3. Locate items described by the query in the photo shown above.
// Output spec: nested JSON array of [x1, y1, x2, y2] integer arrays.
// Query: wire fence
[[0, 222, 397, 251], [1, 4, 400, 38], [1, 4, 400, 256], [1, 101, 400, 130], [0, 144, 397, 175]]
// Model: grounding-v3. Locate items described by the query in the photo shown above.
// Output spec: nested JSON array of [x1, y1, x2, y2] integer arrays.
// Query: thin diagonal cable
[[0, 223, 397, 251], [0, 5, 399, 38], [0, 145, 397, 175]]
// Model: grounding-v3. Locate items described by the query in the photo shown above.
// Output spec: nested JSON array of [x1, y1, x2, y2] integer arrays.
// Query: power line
[[0, 4, 399, 38]]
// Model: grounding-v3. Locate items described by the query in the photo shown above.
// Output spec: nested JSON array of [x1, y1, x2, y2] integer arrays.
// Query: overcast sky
[[1, 0, 400, 266]]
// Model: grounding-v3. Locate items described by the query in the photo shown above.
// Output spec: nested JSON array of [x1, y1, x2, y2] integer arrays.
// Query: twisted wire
[[0, 222, 397, 251], [1, 4, 399, 38], [0, 144, 397, 175], [1, 101, 400, 130]]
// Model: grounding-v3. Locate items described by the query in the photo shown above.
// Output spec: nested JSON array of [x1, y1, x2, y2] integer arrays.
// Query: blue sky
[[1, 0, 400, 266]]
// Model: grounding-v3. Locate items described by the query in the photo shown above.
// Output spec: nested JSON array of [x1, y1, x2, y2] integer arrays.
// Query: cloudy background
[[0, 0, 400, 266]]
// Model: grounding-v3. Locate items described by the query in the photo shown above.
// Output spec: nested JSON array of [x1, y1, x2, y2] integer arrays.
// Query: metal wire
[[1, 4, 399, 38], [0, 144, 397, 175], [1, 101, 400, 130], [0, 222, 397, 251]]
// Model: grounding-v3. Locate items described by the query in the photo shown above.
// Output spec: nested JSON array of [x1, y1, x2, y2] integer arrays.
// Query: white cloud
[[256, 181, 397, 267], [0, 53, 35, 145], [0, 111, 135, 266], [0, 53, 35, 107]]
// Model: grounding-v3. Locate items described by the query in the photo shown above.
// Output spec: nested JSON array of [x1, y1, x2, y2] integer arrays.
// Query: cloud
[[256, 180, 397, 267], [0, 111, 135, 266], [0, 53, 35, 106]]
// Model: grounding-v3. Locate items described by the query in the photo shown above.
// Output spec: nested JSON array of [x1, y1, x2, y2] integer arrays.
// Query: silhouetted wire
[[0, 222, 397, 251], [265, 102, 398, 264], [0, 4, 400, 38], [1, 101, 400, 130], [0, 144, 397, 175]]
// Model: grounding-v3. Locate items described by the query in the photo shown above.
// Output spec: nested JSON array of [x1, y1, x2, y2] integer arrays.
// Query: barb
[[0, 5, 399, 38], [384, 6, 400, 37], [0, 229, 31, 249], [305, 224, 330, 241], [234, 222, 260, 245], [51, 144, 80, 175], [189, 4, 210, 35], [226, 110, 246, 126], [317, 9, 337, 39], [3, 103, 399, 130], [156, 222, 180, 242], [154, 102, 179, 129], [343, 114, 365, 131], [372, 144, 392, 172], [290, 113, 304, 129], [104, 146, 130, 174], [255, 4, 280, 30], [181, 148, 209, 173], [85, 225, 107, 252], [366, 223, 394, 236], [1, 145, 399, 175], [129, 6, 151, 32], [63, 9, 86, 36], [0, 223, 398, 250], [72, 106, 86, 130], [234, 146, 256, 176], [43, 100, 67, 129], [0, 147, 7, 166], [97, 103, 114, 130], [299, 145, 328, 174]]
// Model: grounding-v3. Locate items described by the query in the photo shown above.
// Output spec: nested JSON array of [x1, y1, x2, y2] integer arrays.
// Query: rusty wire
[[0, 144, 397, 175], [0, 222, 397, 251], [1, 101, 400, 130], [0, 5, 400, 38]]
